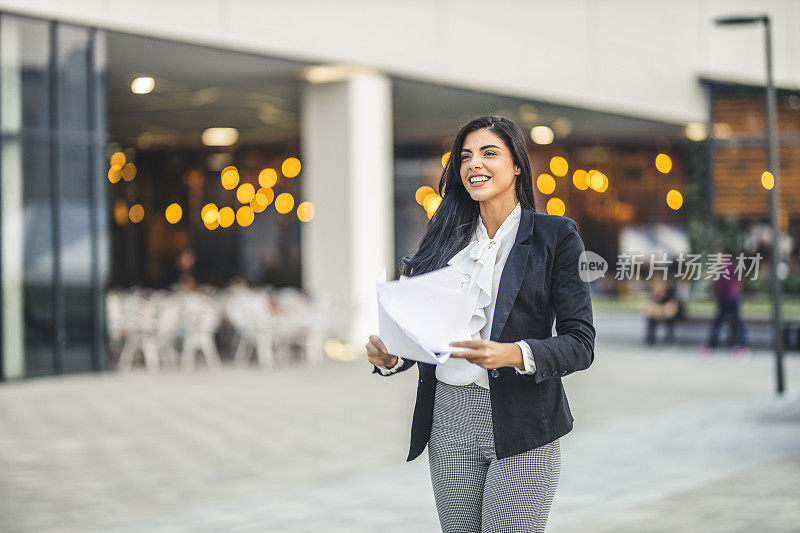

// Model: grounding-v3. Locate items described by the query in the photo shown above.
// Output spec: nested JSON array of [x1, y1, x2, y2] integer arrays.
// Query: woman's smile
[[468, 174, 492, 187]]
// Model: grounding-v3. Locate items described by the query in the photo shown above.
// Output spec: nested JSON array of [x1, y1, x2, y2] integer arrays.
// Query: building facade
[[1, 1, 798, 379]]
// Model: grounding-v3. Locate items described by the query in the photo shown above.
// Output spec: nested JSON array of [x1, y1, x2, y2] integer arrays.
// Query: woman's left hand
[[447, 340, 523, 370]]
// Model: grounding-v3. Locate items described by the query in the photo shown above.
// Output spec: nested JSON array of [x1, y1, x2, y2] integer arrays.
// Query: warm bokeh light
[[282, 157, 301, 178], [218, 207, 235, 227], [762, 171, 775, 190], [712, 122, 732, 139], [530, 126, 554, 145], [572, 169, 589, 190], [110, 151, 126, 167], [236, 206, 255, 227], [203, 208, 218, 223], [108, 165, 122, 183], [255, 187, 274, 207], [426, 196, 442, 218], [655, 153, 672, 174], [201, 203, 218, 220], [423, 193, 441, 211], [685, 122, 707, 142], [203, 208, 220, 230], [597, 173, 609, 193], [122, 163, 137, 182], [537, 174, 556, 195], [415, 186, 435, 205], [129, 203, 144, 223], [165, 203, 182, 224], [258, 168, 278, 188], [324, 337, 355, 361], [113, 201, 127, 226], [666, 189, 683, 210], [250, 199, 267, 213], [546, 197, 565, 216], [589, 170, 608, 192], [549, 156, 568, 177], [203, 211, 219, 230], [236, 183, 255, 204], [552, 117, 573, 138], [297, 201, 315, 222], [131, 76, 155, 94], [275, 193, 294, 214], [441, 152, 450, 168], [221, 166, 239, 190], [202, 127, 239, 147]]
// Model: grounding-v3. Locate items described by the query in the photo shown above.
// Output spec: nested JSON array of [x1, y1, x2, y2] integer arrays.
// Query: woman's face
[[459, 128, 520, 203]]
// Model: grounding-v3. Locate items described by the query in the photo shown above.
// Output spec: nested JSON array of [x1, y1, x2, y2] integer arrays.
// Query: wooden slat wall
[[712, 93, 800, 221]]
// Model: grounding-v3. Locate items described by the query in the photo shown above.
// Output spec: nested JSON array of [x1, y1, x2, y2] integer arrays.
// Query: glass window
[[0, 15, 107, 379]]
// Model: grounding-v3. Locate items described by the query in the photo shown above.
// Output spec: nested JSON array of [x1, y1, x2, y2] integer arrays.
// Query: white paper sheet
[[376, 265, 475, 366]]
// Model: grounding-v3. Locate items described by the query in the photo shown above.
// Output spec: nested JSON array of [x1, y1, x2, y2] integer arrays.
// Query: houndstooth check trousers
[[427, 380, 561, 532]]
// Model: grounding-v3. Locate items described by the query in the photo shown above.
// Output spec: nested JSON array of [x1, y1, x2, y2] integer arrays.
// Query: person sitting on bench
[[644, 277, 684, 345]]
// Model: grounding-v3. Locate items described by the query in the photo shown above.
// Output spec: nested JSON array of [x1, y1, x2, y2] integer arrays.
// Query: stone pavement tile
[[86, 459, 440, 533], [1, 325, 799, 532], [0, 363, 424, 532], [548, 393, 800, 530], [553, 455, 800, 532]]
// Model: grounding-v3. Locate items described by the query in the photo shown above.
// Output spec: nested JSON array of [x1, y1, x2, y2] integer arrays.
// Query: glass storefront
[[0, 13, 108, 379]]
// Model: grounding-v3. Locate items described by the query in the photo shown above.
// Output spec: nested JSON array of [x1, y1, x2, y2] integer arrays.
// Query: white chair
[[224, 286, 279, 367], [270, 287, 352, 366], [105, 290, 126, 365], [116, 290, 161, 372], [178, 291, 223, 370], [150, 290, 182, 369]]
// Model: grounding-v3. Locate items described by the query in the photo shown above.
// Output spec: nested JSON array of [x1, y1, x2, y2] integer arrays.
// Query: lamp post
[[715, 14, 784, 394]]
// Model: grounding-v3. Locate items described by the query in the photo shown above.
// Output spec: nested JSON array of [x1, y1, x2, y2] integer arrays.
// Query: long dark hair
[[402, 115, 536, 277]]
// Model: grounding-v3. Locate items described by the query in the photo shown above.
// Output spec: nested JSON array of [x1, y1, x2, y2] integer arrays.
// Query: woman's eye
[[484, 151, 496, 156], [460, 154, 469, 160]]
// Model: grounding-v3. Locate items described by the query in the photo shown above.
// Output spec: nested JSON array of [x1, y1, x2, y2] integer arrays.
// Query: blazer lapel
[[490, 206, 535, 341]]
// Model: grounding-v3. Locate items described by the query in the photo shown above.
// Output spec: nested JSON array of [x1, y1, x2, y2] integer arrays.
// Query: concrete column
[[0, 19, 25, 379], [300, 67, 393, 350]]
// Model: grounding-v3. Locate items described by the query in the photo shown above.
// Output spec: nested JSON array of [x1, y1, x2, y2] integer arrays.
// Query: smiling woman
[[460, 133, 519, 197], [365, 115, 595, 532]]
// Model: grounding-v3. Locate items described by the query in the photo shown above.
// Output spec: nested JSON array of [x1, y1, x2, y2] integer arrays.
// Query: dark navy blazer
[[373, 206, 596, 461]]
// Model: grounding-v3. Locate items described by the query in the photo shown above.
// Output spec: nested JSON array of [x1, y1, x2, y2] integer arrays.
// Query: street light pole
[[715, 14, 784, 394], [763, 18, 785, 395]]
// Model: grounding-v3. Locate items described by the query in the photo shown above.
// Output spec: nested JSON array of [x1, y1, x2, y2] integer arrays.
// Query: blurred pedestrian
[[701, 247, 749, 356], [365, 115, 595, 532]]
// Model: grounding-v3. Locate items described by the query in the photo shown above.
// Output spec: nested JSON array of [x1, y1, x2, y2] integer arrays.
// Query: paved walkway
[[1, 311, 799, 532]]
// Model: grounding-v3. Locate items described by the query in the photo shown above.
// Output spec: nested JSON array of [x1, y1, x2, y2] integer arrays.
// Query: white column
[[1, 18, 25, 379], [300, 67, 394, 350]]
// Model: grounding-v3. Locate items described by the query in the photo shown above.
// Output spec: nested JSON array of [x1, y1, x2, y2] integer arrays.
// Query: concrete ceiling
[[107, 31, 687, 151]]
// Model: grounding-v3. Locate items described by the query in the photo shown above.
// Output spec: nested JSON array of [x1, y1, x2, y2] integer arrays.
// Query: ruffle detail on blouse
[[446, 235, 501, 340], [446, 204, 521, 341]]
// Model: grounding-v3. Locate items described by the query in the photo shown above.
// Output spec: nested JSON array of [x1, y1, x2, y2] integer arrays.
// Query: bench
[[675, 315, 800, 350]]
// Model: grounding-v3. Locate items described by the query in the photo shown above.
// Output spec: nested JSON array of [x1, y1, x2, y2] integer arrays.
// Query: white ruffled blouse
[[378, 201, 536, 388]]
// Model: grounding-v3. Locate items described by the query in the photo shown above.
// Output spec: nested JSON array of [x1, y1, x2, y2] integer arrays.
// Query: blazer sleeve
[[372, 357, 417, 376], [523, 217, 595, 383]]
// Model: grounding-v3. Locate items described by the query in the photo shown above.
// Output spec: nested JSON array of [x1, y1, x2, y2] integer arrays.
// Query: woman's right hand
[[365, 335, 399, 368]]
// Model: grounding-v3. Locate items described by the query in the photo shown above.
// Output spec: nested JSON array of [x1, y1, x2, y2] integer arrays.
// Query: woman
[[365, 115, 595, 532]]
